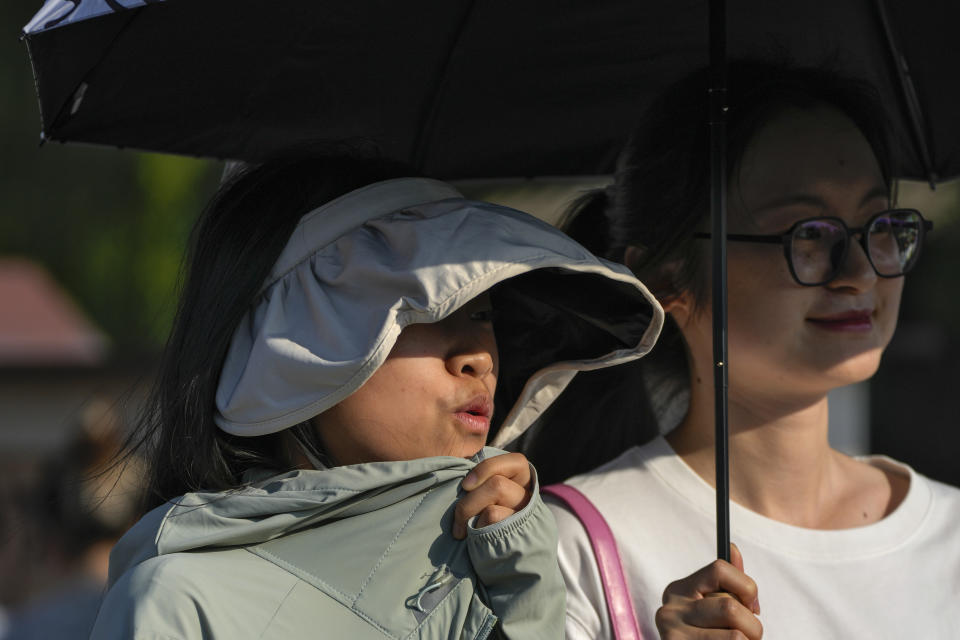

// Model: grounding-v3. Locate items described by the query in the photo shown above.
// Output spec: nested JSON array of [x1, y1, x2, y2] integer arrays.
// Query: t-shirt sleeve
[[546, 496, 613, 640]]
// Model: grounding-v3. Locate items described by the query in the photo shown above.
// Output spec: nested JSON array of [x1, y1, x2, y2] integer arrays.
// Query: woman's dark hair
[[523, 59, 894, 484], [128, 150, 413, 510]]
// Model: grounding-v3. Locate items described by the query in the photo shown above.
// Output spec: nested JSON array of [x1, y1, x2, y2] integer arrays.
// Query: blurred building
[[0, 258, 147, 474]]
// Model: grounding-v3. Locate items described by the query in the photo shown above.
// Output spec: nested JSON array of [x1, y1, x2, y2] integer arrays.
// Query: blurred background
[[3, 2, 221, 636], [1, 0, 958, 636]]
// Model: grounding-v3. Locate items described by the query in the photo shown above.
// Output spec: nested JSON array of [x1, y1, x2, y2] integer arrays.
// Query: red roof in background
[[0, 258, 107, 366]]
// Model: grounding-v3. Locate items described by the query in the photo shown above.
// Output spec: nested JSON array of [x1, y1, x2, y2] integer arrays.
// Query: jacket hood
[[107, 452, 492, 587], [214, 177, 663, 446]]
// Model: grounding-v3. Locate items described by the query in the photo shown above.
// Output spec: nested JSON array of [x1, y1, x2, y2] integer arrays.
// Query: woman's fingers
[[656, 547, 762, 640], [690, 595, 763, 639], [662, 556, 759, 614], [461, 453, 532, 491], [657, 622, 758, 640], [657, 595, 763, 640], [730, 542, 744, 572], [728, 543, 759, 613], [657, 591, 763, 640]]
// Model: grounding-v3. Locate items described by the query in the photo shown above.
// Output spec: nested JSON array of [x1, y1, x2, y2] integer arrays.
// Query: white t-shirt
[[549, 436, 960, 640]]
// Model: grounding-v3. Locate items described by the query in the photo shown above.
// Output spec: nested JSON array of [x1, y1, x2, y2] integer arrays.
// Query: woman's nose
[[829, 234, 878, 291]]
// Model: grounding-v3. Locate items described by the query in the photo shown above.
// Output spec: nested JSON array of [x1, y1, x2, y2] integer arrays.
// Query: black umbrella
[[22, 0, 960, 561], [22, 0, 959, 182]]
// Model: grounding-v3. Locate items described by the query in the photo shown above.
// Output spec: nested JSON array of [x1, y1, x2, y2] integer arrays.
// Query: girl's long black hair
[[522, 59, 893, 484], [128, 151, 413, 510]]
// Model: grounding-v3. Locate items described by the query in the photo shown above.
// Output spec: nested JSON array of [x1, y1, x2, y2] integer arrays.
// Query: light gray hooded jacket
[[91, 178, 663, 639]]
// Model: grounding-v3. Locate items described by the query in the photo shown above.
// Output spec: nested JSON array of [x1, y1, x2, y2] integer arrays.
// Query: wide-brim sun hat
[[214, 177, 663, 447]]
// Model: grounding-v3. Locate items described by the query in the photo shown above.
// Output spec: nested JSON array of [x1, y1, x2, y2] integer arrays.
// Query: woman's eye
[[795, 225, 823, 240], [794, 220, 840, 241]]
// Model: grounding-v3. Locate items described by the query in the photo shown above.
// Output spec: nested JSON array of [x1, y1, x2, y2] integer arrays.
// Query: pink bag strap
[[544, 483, 643, 640]]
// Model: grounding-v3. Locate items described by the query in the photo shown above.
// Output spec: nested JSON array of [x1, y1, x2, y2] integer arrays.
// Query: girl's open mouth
[[454, 396, 493, 435]]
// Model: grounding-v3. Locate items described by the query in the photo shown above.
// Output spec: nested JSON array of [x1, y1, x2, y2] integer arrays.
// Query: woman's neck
[[666, 372, 906, 529]]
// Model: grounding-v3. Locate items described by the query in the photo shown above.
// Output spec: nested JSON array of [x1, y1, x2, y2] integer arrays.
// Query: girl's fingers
[[454, 474, 530, 535], [662, 558, 760, 615], [452, 454, 534, 538], [461, 453, 532, 491], [474, 504, 516, 529], [453, 473, 532, 539]]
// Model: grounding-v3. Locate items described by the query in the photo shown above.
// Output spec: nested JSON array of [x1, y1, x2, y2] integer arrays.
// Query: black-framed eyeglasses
[[693, 208, 933, 286]]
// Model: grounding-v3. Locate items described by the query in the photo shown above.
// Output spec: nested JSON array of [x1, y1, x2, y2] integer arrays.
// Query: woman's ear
[[660, 291, 694, 328], [625, 245, 693, 326]]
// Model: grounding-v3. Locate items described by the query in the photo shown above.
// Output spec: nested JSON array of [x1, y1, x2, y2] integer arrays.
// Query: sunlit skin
[[653, 107, 911, 638], [314, 294, 499, 463], [311, 293, 531, 538], [712, 105, 901, 403]]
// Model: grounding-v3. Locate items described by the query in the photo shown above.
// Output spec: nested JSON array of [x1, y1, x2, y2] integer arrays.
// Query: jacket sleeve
[[465, 464, 566, 640], [89, 560, 202, 640], [89, 552, 293, 640]]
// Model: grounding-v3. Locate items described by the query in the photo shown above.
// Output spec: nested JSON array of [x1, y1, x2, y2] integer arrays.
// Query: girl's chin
[[433, 439, 487, 460]]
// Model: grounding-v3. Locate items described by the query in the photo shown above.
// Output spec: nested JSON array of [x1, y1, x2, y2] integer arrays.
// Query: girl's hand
[[655, 543, 762, 640], [453, 452, 533, 539]]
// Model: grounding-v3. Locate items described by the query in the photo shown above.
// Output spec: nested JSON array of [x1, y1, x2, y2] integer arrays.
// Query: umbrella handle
[[708, 0, 731, 564]]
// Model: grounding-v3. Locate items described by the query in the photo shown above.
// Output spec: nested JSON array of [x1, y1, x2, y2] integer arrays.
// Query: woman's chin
[[818, 348, 884, 387], [738, 349, 884, 401]]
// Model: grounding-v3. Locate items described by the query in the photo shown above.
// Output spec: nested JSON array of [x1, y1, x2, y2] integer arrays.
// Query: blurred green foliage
[[2, 0, 220, 354]]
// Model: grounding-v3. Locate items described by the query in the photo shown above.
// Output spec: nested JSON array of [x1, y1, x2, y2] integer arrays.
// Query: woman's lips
[[454, 396, 493, 435], [806, 310, 873, 332]]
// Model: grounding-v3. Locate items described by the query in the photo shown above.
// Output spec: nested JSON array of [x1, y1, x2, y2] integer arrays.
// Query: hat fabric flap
[[215, 178, 663, 443]]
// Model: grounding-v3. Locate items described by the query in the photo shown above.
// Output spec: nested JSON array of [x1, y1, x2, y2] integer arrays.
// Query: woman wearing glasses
[[530, 60, 960, 639]]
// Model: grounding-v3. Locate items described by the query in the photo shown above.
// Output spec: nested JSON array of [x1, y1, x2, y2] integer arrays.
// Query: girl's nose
[[447, 349, 495, 380]]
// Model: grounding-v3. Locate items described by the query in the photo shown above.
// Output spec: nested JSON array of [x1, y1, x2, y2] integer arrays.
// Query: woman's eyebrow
[[752, 185, 890, 215], [859, 185, 890, 207], [752, 193, 827, 214]]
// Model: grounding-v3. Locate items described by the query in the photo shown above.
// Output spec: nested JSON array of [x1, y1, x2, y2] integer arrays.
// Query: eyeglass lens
[[790, 210, 924, 285]]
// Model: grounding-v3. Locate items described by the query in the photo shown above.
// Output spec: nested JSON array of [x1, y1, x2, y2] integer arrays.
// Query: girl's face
[[313, 294, 498, 465], [676, 106, 902, 401]]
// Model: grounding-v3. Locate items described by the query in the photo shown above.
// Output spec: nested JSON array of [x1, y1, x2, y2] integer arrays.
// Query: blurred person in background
[[1, 399, 142, 640]]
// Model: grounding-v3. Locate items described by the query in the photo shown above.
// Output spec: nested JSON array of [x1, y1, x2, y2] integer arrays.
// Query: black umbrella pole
[[709, 0, 731, 564]]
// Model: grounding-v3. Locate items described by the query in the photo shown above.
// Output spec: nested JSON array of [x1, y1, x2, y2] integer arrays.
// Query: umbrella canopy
[[21, 0, 958, 562], [22, 0, 960, 183]]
